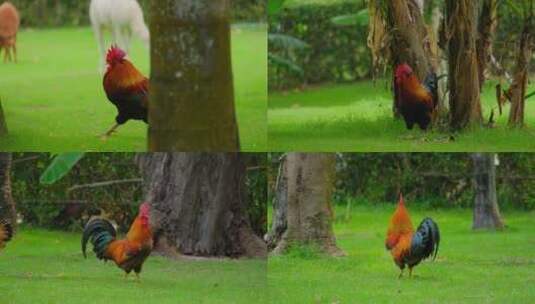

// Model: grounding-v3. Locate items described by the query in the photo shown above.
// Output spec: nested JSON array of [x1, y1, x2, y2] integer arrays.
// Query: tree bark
[[272, 153, 344, 256], [472, 153, 504, 230], [386, 0, 434, 79], [476, 0, 498, 91], [508, 16, 533, 127], [0, 153, 16, 227], [0, 99, 7, 136], [265, 154, 288, 250], [446, 0, 483, 129], [149, 1, 240, 151], [136, 153, 265, 258]]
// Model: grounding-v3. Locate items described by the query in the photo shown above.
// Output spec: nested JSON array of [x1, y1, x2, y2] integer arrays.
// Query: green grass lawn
[[268, 81, 535, 151], [0, 229, 267, 304], [0, 24, 267, 152], [269, 204, 535, 303]]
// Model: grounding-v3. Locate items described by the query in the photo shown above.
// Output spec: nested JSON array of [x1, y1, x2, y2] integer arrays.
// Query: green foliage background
[[269, 0, 534, 90], [8, 0, 266, 27], [269, 153, 535, 210], [269, 0, 369, 90], [10, 153, 267, 235]]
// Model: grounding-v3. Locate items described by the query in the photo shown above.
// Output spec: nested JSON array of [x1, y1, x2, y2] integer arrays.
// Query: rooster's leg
[[135, 272, 141, 282], [101, 123, 120, 140], [124, 272, 129, 280], [409, 267, 413, 278], [398, 269, 404, 279]]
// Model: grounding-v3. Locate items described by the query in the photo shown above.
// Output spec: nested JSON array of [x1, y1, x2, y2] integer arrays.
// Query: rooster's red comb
[[395, 63, 413, 78], [139, 202, 150, 215], [398, 193, 405, 205], [106, 45, 126, 64]]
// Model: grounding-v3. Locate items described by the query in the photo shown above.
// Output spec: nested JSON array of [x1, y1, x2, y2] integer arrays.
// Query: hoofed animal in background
[[101, 45, 148, 139], [0, 1, 20, 63], [394, 63, 439, 130], [89, 0, 150, 71], [0, 219, 13, 250], [385, 193, 440, 278], [82, 203, 153, 280]]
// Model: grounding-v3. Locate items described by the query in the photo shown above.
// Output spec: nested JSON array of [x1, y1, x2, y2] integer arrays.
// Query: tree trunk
[[0, 153, 16, 227], [136, 153, 265, 258], [265, 154, 288, 250], [149, 1, 240, 151], [446, 0, 483, 129], [0, 99, 7, 136], [387, 0, 434, 79], [472, 153, 504, 230], [508, 17, 533, 127], [272, 153, 344, 256], [476, 0, 498, 91]]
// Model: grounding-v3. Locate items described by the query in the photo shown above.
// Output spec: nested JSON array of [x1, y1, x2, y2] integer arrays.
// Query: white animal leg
[[123, 28, 132, 53], [93, 23, 106, 73], [113, 25, 127, 52]]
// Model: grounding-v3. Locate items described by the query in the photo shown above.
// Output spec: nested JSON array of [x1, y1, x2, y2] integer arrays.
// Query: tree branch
[[67, 178, 142, 193]]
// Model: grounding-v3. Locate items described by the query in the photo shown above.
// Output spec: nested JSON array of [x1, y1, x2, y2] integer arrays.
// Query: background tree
[[137, 153, 265, 257], [507, 8, 534, 127], [446, 0, 483, 129], [272, 153, 344, 256], [471, 153, 504, 230], [477, 0, 498, 91], [0, 153, 16, 227], [0, 100, 7, 136], [149, 0, 240, 151], [265, 154, 288, 250]]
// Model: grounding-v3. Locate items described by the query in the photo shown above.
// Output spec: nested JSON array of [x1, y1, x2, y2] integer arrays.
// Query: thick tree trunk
[[272, 153, 344, 256], [0, 153, 16, 227], [472, 153, 504, 230], [476, 0, 498, 91], [149, 1, 240, 151], [508, 17, 533, 127], [137, 153, 265, 258], [265, 155, 288, 250], [0, 99, 7, 136], [446, 0, 483, 129]]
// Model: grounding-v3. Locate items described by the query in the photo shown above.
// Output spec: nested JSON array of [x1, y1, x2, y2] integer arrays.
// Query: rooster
[[0, 219, 13, 250], [385, 194, 440, 278], [82, 203, 153, 280], [394, 63, 439, 130], [101, 45, 148, 139]]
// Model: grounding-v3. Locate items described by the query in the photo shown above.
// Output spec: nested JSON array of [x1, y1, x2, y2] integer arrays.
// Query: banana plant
[[39, 153, 85, 185], [268, 0, 309, 77], [330, 8, 370, 27]]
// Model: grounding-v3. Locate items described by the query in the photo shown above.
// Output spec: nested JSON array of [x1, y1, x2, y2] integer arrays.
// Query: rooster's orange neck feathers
[[386, 194, 414, 250]]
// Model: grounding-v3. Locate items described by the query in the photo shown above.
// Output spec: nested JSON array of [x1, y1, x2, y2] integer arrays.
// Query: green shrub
[[269, 153, 535, 210], [11, 153, 268, 234], [12, 153, 142, 231], [9, 0, 264, 28], [269, 0, 370, 90]]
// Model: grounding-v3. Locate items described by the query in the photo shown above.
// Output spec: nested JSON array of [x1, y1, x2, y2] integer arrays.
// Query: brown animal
[[0, 1, 20, 63]]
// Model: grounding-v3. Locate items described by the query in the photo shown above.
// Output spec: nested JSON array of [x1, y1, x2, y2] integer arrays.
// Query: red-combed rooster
[[82, 203, 153, 280], [101, 45, 148, 139], [385, 194, 440, 278], [0, 219, 13, 250], [394, 63, 439, 130]]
